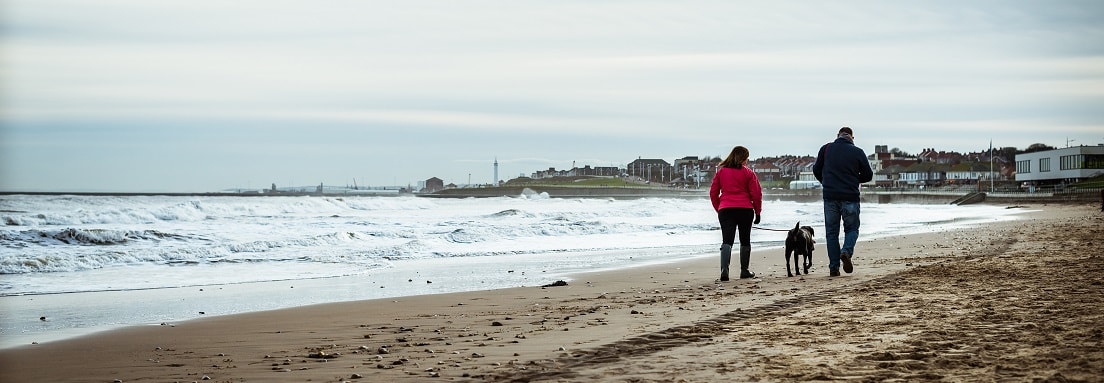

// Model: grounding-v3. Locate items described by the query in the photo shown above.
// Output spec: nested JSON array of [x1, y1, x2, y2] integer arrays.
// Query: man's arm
[[813, 144, 827, 182], [857, 150, 874, 183]]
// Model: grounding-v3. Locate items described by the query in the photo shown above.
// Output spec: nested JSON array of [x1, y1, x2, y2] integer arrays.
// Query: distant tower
[[494, 157, 500, 186]]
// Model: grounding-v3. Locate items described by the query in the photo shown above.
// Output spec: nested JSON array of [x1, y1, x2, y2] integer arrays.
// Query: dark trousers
[[718, 208, 754, 247]]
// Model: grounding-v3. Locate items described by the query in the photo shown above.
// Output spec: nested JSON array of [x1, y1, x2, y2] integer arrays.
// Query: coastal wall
[[420, 186, 707, 199], [767, 191, 965, 204], [7, 187, 1096, 204], [424, 187, 965, 203], [424, 186, 1103, 205]]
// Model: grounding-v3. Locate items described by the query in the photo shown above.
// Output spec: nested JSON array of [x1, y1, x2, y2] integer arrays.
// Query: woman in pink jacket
[[709, 146, 763, 281]]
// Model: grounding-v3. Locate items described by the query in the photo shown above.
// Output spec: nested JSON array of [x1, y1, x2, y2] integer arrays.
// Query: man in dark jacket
[[813, 127, 874, 276]]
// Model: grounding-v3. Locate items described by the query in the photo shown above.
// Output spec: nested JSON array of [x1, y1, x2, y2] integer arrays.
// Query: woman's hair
[[719, 146, 749, 168]]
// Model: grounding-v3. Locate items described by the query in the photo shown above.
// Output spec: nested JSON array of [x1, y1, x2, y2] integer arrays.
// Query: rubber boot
[[720, 244, 732, 281], [739, 245, 755, 279]]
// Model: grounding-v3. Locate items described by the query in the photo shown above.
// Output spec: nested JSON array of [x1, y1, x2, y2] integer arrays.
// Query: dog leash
[[752, 226, 791, 232]]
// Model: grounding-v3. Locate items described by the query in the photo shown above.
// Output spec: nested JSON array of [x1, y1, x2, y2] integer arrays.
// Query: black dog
[[785, 222, 815, 277]]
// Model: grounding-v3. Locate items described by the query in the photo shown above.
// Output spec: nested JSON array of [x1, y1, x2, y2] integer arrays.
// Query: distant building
[[875, 165, 906, 188], [900, 162, 950, 186], [772, 155, 816, 178], [423, 177, 444, 193], [1015, 145, 1104, 185], [946, 162, 995, 184], [673, 156, 713, 187], [918, 148, 964, 164], [573, 165, 620, 177], [626, 158, 673, 183], [532, 167, 566, 179], [749, 161, 780, 182]]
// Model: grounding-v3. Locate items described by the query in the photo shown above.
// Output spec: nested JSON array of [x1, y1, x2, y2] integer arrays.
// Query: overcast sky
[[2, 1, 1102, 192]]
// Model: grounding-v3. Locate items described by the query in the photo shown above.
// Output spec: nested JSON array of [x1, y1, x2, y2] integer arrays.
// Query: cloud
[[3, 0, 1103, 191]]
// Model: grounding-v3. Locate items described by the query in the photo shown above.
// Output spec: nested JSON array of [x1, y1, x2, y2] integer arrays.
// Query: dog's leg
[[785, 248, 794, 277], [804, 252, 812, 274], [793, 251, 802, 275]]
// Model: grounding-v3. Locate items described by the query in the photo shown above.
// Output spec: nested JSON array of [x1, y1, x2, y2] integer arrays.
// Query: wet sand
[[1, 203, 1101, 382]]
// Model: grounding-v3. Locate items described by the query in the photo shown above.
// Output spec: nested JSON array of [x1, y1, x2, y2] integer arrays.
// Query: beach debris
[[377, 346, 390, 354], [542, 280, 568, 288], [351, 373, 364, 379], [492, 321, 504, 326], [308, 350, 339, 359]]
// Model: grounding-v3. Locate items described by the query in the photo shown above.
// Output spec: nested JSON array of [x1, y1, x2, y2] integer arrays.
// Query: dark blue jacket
[[813, 137, 874, 202]]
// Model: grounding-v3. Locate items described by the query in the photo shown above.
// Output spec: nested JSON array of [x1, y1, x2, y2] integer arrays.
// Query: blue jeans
[[823, 199, 861, 271]]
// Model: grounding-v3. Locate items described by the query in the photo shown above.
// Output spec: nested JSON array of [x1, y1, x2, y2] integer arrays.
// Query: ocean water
[[0, 194, 1023, 347]]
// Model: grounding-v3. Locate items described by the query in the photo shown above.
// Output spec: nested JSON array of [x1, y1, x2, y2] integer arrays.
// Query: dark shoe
[[738, 245, 754, 279], [830, 268, 840, 277], [841, 252, 853, 274], [720, 245, 732, 282]]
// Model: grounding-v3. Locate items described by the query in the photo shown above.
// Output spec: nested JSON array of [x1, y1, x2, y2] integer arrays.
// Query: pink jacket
[[709, 166, 763, 214]]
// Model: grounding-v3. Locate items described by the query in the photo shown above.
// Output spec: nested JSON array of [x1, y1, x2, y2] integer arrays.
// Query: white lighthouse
[[493, 157, 500, 186]]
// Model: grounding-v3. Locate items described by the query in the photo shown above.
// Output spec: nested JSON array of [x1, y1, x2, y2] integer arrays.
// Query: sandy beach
[[1, 202, 1101, 382]]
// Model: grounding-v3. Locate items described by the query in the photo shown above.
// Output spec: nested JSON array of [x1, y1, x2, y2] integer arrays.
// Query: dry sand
[[1, 203, 1101, 382]]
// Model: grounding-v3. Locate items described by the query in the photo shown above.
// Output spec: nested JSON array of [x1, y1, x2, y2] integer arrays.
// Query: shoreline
[[1, 202, 1099, 381], [0, 203, 1017, 350]]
